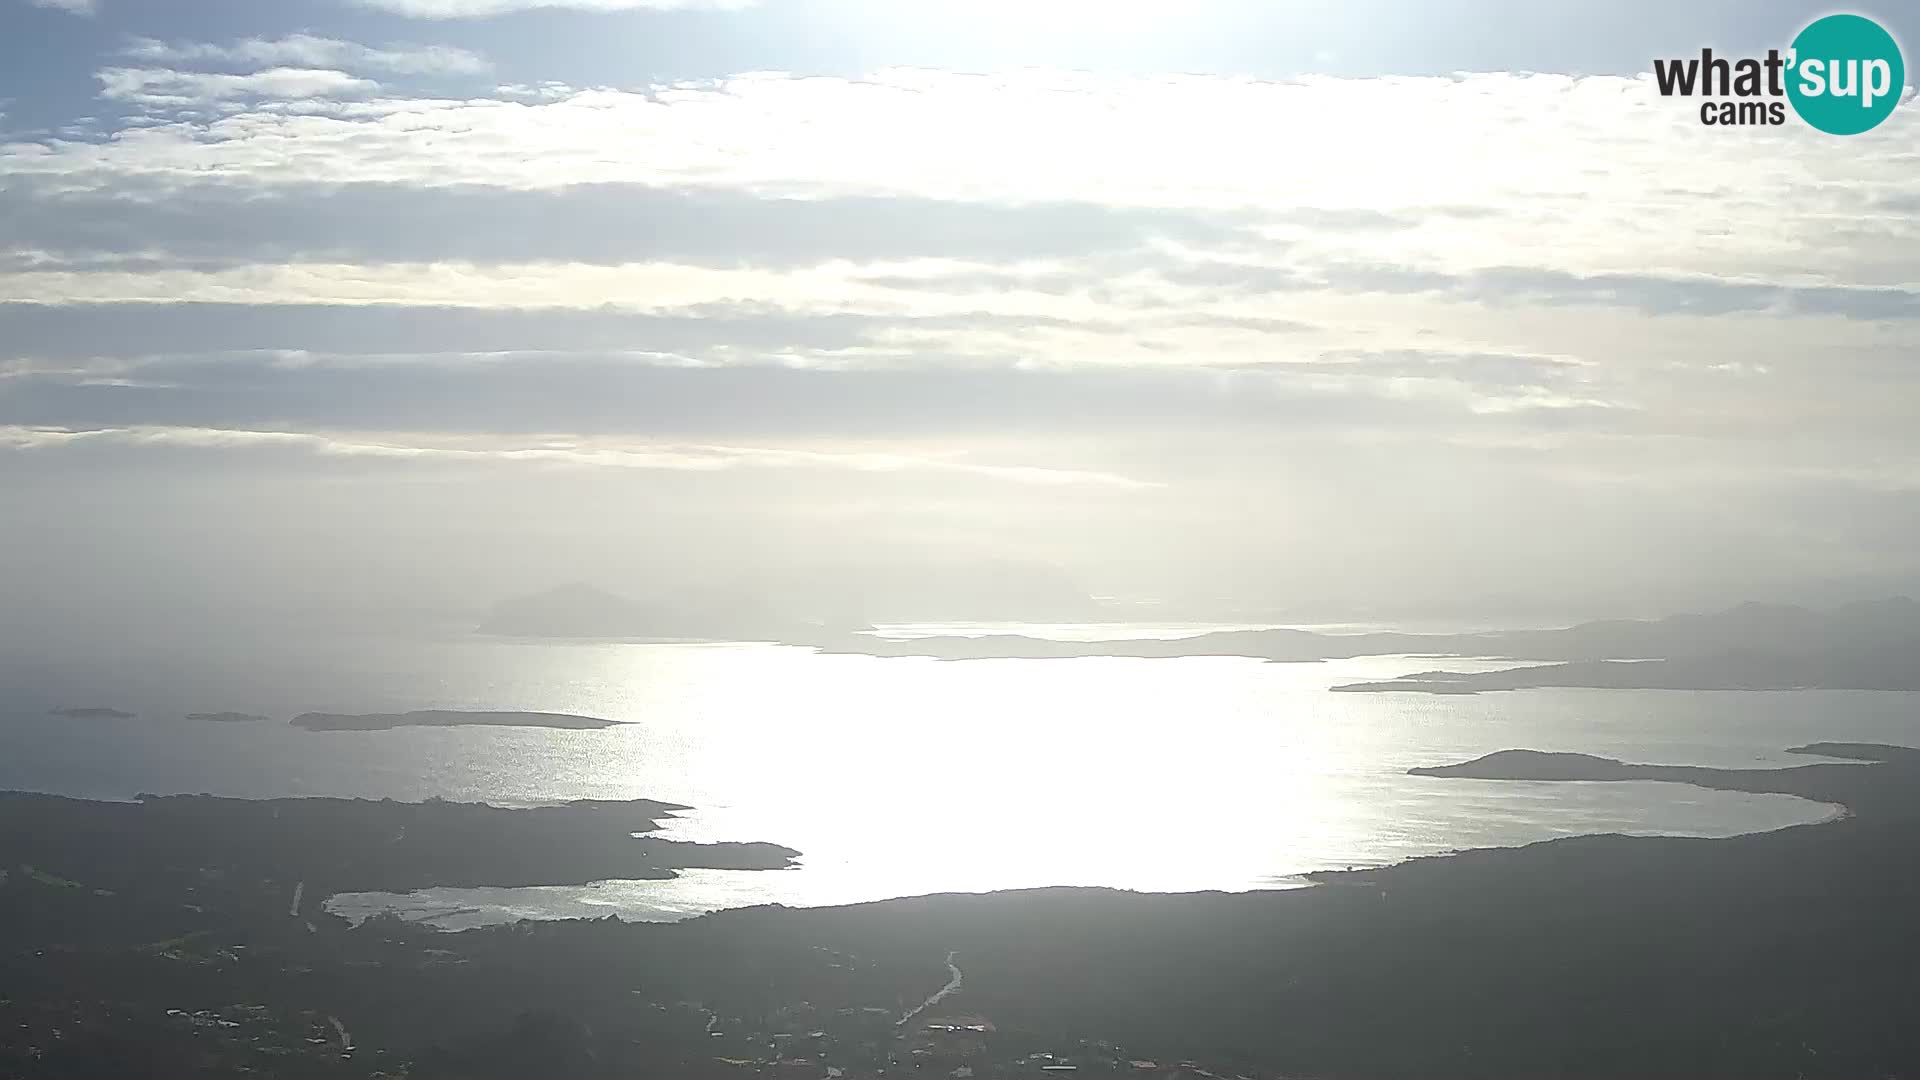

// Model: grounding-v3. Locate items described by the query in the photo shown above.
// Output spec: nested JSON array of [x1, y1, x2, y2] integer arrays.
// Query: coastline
[[8, 741, 1920, 1077], [0, 740, 1859, 929], [305, 746, 1878, 929]]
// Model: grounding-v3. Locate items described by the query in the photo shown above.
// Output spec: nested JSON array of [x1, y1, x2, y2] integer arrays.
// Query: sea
[[3, 623, 1913, 930]]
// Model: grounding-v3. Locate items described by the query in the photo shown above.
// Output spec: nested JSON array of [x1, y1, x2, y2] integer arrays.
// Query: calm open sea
[[3, 626, 1913, 928]]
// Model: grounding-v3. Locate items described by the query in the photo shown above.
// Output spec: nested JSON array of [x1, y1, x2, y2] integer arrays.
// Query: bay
[[3, 627, 1907, 929]]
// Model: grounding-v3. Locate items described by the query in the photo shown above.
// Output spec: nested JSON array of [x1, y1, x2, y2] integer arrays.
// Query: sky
[[2, 0, 1919, 633]]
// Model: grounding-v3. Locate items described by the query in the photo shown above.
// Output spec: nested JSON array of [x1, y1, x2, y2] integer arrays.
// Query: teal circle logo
[[1786, 14, 1905, 134]]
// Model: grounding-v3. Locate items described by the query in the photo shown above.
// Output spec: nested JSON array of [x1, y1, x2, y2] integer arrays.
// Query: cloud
[[0, 342, 1436, 427], [96, 68, 382, 108], [0, 300, 900, 361], [9, 255, 1920, 331], [346, 0, 753, 14], [1454, 267, 1920, 321], [0, 425, 1151, 487], [0, 179, 1239, 270], [121, 35, 490, 76], [7, 69, 1913, 292], [1310, 348, 1594, 390], [0, 258, 1110, 317], [1318, 264, 1920, 321], [26, 0, 95, 15], [4, 63, 1919, 526]]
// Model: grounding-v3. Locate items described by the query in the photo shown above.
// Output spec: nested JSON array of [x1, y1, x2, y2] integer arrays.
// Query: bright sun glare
[[945, 0, 1180, 34]]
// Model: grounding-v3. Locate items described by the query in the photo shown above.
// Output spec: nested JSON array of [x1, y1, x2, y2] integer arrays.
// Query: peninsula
[[1330, 648, 1920, 694]]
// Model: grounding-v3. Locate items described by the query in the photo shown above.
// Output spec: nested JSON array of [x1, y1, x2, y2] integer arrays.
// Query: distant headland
[[787, 597, 1920, 696], [1390, 742, 1920, 824], [816, 597, 1920, 674]]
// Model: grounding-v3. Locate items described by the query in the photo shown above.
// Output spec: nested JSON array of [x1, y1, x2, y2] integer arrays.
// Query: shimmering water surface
[[3, 628, 1910, 929]]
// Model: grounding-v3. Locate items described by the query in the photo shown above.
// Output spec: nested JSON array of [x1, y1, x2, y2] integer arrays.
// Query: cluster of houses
[[698, 1003, 1280, 1080]]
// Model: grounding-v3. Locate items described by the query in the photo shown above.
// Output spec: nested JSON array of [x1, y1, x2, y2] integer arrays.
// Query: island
[[188, 712, 270, 724], [48, 707, 135, 720], [291, 710, 623, 731]]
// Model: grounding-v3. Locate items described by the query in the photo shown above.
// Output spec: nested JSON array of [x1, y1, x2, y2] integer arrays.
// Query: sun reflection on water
[[313, 642, 1854, 927]]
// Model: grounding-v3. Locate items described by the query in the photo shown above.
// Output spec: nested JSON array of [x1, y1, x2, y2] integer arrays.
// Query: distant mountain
[[478, 584, 677, 639], [477, 582, 821, 640], [480, 562, 1100, 640], [788, 558, 1098, 624]]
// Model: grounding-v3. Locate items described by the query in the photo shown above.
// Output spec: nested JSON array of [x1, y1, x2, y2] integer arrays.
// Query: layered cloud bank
[[2, 7, 1918, 620]]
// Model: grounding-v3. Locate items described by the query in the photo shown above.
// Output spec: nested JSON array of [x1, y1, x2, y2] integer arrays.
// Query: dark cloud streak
[[0, 180, 1246, 269]]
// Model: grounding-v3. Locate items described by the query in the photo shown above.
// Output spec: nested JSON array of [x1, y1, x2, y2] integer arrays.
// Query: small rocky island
[[49, 707, 136, 720], [292, 710, 622, 731]]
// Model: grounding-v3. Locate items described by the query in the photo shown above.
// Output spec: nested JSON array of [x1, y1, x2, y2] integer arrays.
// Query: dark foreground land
[[5, 745, 1920, 1079]]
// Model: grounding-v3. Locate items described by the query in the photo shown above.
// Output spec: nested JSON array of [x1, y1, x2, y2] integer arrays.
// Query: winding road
[[899, 951, 963, 1026]]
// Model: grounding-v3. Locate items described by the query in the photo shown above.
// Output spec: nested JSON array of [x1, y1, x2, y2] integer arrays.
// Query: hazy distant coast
[[1331, 651, 1920, 695], [469, 586, 1920, 698], [797, 597, 1920, 697], [818, 596, 1920, 665]]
